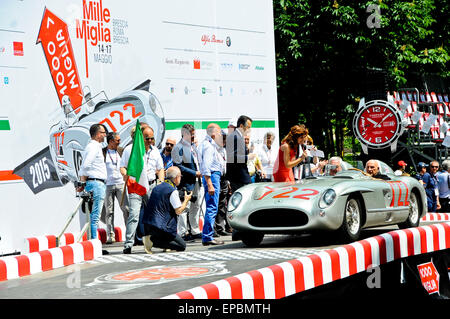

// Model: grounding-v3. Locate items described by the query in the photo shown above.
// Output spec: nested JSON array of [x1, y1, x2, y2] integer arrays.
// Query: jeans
[[202, 171, 221, 242], [124, 183, 156, 249], [85, 180, 106, 240]]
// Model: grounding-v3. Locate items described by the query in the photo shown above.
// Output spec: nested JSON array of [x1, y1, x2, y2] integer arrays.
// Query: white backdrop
[[0, 0, 279, 254]]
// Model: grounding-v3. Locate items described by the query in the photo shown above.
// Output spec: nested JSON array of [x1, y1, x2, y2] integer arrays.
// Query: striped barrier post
[[162, 222, 450, 299], [0, 239, 102, 282]]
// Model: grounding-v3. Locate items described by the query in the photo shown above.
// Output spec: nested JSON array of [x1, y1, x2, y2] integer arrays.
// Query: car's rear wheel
[[398, 191, 420, 229], [241, 232, 264, 247], [339, 196, 362, 242]]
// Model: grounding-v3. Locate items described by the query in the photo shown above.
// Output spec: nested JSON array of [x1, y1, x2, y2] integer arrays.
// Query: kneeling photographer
[[141, 166, 192, 253]]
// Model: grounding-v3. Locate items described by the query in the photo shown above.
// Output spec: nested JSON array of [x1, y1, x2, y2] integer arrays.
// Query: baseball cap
[[418, 162, 428, 167], [398, 160, 407, 167]]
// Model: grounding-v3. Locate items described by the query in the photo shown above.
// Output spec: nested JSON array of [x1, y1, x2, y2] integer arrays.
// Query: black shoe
[[182, 234, 195, 242], [213, 232, 220, 238], [123, 247, 132, 254], [202, 239, 225, 246], [191, 233, 202, 240], [217, 230, 230, 236]]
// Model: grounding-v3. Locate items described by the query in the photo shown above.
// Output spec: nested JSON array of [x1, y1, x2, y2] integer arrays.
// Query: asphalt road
[[0, 225, 406, 299]]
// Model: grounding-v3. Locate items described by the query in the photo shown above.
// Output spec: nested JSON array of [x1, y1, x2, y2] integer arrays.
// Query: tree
[[274, 0, 449, 158]]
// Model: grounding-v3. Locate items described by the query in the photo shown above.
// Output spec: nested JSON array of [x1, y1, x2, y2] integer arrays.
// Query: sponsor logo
[[165, 58, 189, 66], [193, 59, 201, 70], [193, 59, 213, 70], [201, 34, 224, 45], [13, 42, 23, 56], [226, 36, 231, 47], [255, 65, 264, 71], [239, 63, 250, 70], [220, 62, 233, 70], [4, 76, 9, 85], [0, 46, 6, 54]]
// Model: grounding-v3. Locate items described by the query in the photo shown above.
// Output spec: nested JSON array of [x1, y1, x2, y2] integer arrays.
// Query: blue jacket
[[172, 140, 199, 191]]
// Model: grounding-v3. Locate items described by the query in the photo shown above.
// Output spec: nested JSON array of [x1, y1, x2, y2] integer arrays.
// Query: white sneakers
[[143, 235, 153, 254]]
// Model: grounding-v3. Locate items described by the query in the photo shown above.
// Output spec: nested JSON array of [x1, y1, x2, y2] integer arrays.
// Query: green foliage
[[274, 0, 449, 158]]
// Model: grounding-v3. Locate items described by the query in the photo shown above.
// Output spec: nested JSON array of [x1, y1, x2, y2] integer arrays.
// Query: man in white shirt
[[120, 125, 165, 254], [257, 131, 276, 181], [101, 132, 129, 244], [76, 124, 108, 240]]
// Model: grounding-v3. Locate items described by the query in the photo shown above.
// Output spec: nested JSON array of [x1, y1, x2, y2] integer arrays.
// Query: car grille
[[248, 209, 308, 228]]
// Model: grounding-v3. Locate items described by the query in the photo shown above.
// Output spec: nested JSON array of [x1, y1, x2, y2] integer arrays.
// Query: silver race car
[[227, 161, 426, 246]]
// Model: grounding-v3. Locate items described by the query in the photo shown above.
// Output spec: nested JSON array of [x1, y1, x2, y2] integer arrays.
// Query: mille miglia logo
[[75, 0, 111, 77]]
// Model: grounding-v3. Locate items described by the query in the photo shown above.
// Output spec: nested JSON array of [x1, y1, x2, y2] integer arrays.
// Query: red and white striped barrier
[[0, 239, 102, 282], [421, 213, 450, 222], [162, 222, 450, 299], [24, 226, 126, 253]]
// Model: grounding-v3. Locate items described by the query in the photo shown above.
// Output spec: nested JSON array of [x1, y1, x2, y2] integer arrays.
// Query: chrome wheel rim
[[345, 199, 360, 235], [408, 193, 419, 224]]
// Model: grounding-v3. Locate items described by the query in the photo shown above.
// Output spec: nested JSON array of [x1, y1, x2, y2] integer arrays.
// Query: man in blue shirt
[[160, 137, 176, 170], [198, 123, 225, 245], [423, 160, 441, 212]]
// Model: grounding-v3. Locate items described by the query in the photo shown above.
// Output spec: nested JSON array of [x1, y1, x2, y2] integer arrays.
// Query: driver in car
[[365, 159, 390, 180]]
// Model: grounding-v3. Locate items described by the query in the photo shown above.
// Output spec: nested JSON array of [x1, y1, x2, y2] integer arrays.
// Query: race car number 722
[[257, 186, 319, 200]]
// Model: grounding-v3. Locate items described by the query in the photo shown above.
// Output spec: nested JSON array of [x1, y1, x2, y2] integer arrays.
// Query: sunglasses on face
[[145, 137, 155, 141], [431, 166, 439, 168], [166, 143, 174, 146]]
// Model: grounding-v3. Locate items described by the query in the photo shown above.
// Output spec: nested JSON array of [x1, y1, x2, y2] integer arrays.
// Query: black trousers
[[144, 224, 186, 251], [215, 178, 231, 232]]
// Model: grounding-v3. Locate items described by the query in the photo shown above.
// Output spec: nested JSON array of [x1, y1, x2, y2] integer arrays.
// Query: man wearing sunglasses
[[423, 160, 441, 212], [120, 125, 164, 254], [161, 137, 176, 170]]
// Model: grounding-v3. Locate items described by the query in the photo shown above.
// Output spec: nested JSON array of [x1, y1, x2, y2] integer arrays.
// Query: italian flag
[[126, 120, 149, 195]]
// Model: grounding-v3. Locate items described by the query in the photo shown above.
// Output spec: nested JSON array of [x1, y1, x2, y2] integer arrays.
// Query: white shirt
[[120, 144, 164, 182], [169, 190, 182, 209], [105, 149, 124, 185], [257, 144, 276, 176], [79, 140, 107, 180]]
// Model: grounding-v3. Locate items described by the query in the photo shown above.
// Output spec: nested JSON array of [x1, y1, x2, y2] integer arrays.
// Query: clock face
[[353, 101, 402, 148]]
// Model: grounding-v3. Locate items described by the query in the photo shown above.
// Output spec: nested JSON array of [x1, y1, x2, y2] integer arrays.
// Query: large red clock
[[353, 99, 403, 153]]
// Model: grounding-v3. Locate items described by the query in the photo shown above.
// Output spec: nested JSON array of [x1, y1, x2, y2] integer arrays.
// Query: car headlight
[[228, 192, 242, 212], [319, 189, 336, 209]]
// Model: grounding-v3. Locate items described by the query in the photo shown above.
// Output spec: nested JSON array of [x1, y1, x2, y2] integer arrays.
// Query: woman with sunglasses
[[273, 124, 309, 182]]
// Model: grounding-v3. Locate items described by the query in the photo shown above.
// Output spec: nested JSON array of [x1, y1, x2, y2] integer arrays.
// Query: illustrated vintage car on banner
[[227, 161, 427, 247], [13, 80, 165, 193]]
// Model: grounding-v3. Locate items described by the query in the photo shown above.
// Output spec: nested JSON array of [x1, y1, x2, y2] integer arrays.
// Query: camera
[[179, 187, 197, 203]]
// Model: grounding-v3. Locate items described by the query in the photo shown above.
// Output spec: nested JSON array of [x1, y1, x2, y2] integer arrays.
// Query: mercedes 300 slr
[[227, 162, 426, 247]]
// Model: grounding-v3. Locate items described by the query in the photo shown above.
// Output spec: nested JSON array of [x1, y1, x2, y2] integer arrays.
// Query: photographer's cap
[[418, 162, 428, 168], [228, 120, 237, 128]]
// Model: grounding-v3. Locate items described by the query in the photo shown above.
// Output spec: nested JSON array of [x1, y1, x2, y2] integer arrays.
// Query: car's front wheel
[[339, 196, 362, 242], [398, 191, 421, 229], [240, 232, 264, 247]]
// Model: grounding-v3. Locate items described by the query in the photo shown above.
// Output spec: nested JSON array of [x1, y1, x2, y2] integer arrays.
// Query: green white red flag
[[126, 120, 149, 195]]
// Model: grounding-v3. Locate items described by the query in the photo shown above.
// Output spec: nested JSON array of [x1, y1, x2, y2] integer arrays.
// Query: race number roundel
[[353, 100, 403, 149]]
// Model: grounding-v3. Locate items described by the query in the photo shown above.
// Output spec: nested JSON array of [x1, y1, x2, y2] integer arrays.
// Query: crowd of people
[[76, 119, 446, 255]]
